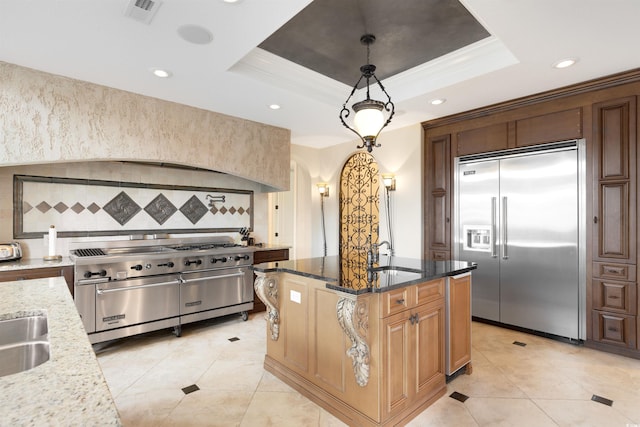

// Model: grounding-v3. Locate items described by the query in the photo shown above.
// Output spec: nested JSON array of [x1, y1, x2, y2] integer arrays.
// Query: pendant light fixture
[[339, 34, 395, 152]]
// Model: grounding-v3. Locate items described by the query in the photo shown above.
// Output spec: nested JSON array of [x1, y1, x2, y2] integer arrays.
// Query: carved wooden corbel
[[336, 296, 370, 387], [254, 272, 280, 341]]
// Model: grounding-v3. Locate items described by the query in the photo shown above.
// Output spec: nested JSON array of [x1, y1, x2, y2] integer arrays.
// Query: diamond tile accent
[[54, 202, 68, 213], [36, 201, 52, 213], [180, 195, 208, 225], [71, 202, 85, 214], [103, 191, 141, 226], [237, 207, 244, 215], [210, 206, 218, 214], [145, 193, 177, 225], [22, 202, 33, 214], [219, 206, 228, 215], [87, 203, 101, 214], [229, 206, 237, 215]]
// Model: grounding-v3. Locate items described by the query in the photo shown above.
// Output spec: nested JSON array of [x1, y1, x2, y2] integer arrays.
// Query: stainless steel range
[[71, 236, 254, 344]]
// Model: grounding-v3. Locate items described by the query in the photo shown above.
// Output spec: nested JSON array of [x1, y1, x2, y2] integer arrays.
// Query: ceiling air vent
[[124, 0, 162, 24]]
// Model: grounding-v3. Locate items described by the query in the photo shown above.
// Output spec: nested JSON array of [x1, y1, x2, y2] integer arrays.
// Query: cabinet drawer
[[592, 279, 637, 315], [430, 250, 449, 261], [414, 278, 445, 307], [381, 287, 412, 317], [593, 262, 636, 281], [253, 249, 289, 264], [591, 310, 636, 348]]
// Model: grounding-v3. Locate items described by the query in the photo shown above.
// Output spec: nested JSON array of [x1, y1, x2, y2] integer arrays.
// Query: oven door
[[180, 267, 251, 315], [95, 274, 181, 332]]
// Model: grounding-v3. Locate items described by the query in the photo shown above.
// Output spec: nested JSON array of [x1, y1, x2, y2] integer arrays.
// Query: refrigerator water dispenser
[[463, 226, 491, 251]]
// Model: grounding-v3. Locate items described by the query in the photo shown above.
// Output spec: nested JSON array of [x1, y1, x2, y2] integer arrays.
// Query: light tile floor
[[97, 313, 640, 426]]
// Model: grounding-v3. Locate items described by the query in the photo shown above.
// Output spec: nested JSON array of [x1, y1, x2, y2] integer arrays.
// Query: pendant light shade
[[339, 34, 394, 153]]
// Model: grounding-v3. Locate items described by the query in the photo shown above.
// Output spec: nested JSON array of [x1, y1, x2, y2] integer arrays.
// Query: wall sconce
[[381, 173, 396, 191], [316, 183, 330, 197]]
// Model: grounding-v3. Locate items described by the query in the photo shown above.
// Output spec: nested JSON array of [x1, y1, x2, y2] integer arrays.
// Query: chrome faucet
[[367, 240, 393, 267]]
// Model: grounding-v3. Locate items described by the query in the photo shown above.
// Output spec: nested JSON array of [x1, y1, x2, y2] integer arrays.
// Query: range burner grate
[[172, 243, 242, 251], [75, 248, 106, 257]]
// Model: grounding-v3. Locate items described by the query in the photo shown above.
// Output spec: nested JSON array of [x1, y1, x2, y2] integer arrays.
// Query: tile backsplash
[[15, 175, 252, 238]]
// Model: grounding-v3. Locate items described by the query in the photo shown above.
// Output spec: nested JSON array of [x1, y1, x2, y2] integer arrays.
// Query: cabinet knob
[[396, 299, 405, 305], [594, 216, 598, 224], [607, 327, 618, 332]]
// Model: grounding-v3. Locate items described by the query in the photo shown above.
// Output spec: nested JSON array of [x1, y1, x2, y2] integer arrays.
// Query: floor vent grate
[[449, 391, 469, 403]]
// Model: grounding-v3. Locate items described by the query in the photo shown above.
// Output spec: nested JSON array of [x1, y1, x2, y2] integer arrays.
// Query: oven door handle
[[181, 271, 245, 284], [96, 279, 181, 295]]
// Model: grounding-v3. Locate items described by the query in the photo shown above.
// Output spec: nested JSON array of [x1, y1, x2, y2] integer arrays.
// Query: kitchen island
[[252, 255, 476, 427], [0, 276, 121, 426]]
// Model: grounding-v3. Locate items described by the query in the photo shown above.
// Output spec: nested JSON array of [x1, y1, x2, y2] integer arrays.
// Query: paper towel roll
[[48, 225, 56, 257]]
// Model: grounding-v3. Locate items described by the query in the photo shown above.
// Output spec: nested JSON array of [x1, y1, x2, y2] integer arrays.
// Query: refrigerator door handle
[[491, 197, 498, 258], [502, 196, 509, 260]]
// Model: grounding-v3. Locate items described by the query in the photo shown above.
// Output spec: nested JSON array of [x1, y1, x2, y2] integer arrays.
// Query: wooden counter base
[[264, 355, 447, 427], [255, 271, 459, 426]]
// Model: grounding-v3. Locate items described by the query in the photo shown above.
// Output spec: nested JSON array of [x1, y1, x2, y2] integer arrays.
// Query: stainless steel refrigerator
[[454, 141, 586, 340]]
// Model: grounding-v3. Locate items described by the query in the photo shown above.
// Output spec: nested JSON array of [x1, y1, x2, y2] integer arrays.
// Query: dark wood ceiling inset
[[258, 0, 490, 86]]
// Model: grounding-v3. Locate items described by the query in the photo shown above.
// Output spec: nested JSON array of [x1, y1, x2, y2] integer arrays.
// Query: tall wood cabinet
[[423, 68, 640, 360], [425, 134, 451, 260], [591, 97, 638, 350]]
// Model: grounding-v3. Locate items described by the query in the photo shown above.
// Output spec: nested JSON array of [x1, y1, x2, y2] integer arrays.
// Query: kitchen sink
[[0, 342, 50, 377], [0, 315, 48, 346], [0, 313, 50, 377], [371, 266, 423, 274]]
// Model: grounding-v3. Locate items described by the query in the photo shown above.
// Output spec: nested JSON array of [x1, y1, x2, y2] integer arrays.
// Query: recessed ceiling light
[[177, 24, 213, 45], [553, 58, 578, 69], [150, 68, 172, 78], [430, 98, 446, 106], [222, 0, 241, 3], [269, 104, 281, 110]]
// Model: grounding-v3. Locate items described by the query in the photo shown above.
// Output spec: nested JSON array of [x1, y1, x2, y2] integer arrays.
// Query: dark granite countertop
[[252, 255, 477, 295]]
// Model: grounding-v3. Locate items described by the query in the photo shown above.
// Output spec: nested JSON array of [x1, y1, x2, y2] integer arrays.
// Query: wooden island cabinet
[[253, 257, 475, 426]]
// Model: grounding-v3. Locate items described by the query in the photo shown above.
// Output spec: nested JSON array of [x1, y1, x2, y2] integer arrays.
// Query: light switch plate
[[290, 290, 301, 304]]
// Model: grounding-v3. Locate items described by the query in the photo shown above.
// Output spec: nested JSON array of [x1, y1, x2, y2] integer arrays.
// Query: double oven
[[71, 237, 254, 344]]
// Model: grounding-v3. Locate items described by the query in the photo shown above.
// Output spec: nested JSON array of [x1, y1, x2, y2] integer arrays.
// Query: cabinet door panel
[[448, 274, 472, 374], [592, 311, 636, 348], [595, 99, 634, 180], [598, 182, 630, 259], [592, 279, 637, 315], [414, 301, 445, 399], [456, 123, 508, 156], [383, 313, 411, 416], [426, 135, 451, 254]]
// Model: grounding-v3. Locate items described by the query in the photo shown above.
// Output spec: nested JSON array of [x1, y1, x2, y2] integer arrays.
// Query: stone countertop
[[252, 255, 477, 295], [0, 257, 73, 272], [0, 277, 121, 426]]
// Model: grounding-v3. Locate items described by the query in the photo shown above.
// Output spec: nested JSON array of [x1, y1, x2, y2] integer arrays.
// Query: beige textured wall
[[0, 61, 290, 190]]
